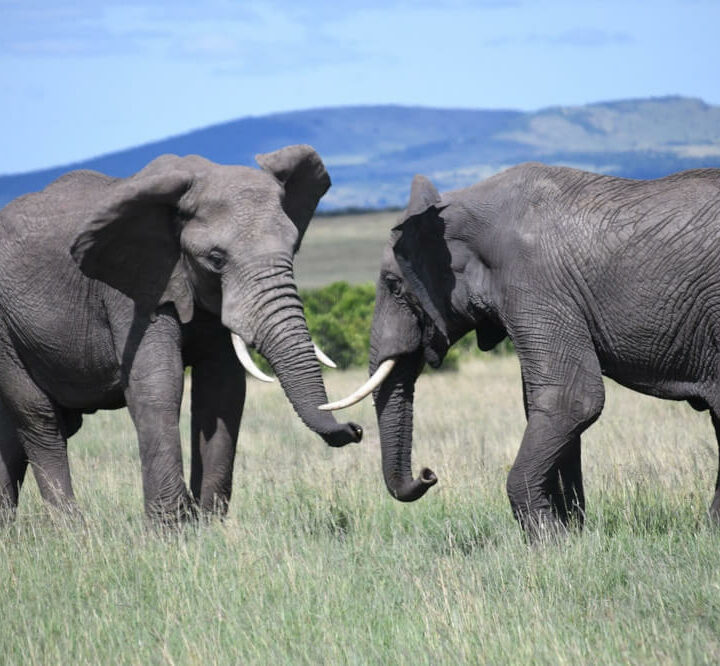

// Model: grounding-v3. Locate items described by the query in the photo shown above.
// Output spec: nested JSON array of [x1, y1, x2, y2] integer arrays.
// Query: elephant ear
[[255, 144, 330, 249], [70, 159, 196, 323], [392, 175, 452, 367], [404, 173, 442, 218]]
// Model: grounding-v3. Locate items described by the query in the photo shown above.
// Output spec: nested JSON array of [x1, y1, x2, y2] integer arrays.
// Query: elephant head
[[71, 145, 362, 447], [321, 174, 507, 499]]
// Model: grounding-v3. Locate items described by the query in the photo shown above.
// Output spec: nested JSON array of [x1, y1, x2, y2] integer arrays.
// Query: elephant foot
[[549, 496, 586, 531], [518, 509, 569, 544], [44, 500, 86, 529], [146, 493, 199, 528], [0, 501, 17, 527], [199, 496, 230, 521], [708, 495, 720, 526]]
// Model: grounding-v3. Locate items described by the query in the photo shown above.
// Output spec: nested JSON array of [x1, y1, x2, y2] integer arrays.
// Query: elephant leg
[[0, 358, 75, 512], [122, 314, 192, 523], [709, 411, 720, 524], [507, 341, 603, 540], [186, 319, 245, 516], [190, 359, 245, 516], [0, 401, 27, 522], [518, 372, 586, 525], [521, 374, 586, 527], [548, 436, 585, 528]]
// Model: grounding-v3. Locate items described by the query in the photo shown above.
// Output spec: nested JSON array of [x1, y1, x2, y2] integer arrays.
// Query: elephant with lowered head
[[0, 145, 362, 522], [323, 163, 720, 539]]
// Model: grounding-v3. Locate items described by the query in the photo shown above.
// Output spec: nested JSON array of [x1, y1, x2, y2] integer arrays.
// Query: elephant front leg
[[548, 436, 585, 528], [123, 316, 192, 524], [507, 343, 604, 541], [189, 340, 245, 516]]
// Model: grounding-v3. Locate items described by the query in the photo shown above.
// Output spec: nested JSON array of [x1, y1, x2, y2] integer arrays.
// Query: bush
[[301, 281, 376, 369]]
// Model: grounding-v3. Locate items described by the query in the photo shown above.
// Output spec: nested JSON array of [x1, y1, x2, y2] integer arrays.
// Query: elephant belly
[[581, 223, 720, 401], [3, 308, 126, 411], [18, 341, 126, 411], [601, 365, 711, 403], [32, 364, 126, 411], [594, 316, 718, 404]]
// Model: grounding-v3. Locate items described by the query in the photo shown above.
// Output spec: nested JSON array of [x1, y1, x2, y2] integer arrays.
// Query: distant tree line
[[315, 206, 402, 217]]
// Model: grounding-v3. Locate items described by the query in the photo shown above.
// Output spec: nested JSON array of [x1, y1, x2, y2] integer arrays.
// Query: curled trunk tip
[[387, 467, 437, 502]]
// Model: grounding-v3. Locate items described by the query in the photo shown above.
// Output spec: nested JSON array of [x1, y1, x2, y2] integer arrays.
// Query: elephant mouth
[[231, 332, 337, 382], [319, 326, 446, 411], [231, 333, 275, 382]]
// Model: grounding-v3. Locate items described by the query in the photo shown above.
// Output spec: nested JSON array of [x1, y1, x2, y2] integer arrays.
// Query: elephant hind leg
[[20, 415, 75, 513], [0, 361, 76, 513], [0, 401, 27, 522]]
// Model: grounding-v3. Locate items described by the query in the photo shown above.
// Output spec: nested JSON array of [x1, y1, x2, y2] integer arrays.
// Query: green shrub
[[301, 281, 376, 369]]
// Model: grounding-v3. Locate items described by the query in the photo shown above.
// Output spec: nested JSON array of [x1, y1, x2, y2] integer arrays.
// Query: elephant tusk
[[231, 333, 275, 383], [319, 358, 396, 411], [313, 342, 337, 369]]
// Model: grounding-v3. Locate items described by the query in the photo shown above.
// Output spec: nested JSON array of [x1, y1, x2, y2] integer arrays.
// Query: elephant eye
[[385, 275, 403, 297], [207, 249, 227, 272]]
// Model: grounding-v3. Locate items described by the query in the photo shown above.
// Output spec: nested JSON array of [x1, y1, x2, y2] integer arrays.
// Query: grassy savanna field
[[3, 212, 720, 664], [294, 210, 398, 288]]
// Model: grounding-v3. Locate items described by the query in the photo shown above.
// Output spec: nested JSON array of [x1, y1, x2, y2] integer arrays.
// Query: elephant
[[322, 163, 720, 538], [0, 145, 362, 523]]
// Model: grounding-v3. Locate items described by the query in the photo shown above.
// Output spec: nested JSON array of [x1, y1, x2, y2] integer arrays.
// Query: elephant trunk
[[240, 266, 362, 447], [372, 350, 437, 501]]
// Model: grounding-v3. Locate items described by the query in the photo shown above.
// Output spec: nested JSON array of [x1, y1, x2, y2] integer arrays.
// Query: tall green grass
[[2, 357, 720, 664]]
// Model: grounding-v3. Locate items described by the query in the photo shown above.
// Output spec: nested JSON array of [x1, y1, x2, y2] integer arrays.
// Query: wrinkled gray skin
[[0, 145, 362, 523], [370, 163, 720, 539]]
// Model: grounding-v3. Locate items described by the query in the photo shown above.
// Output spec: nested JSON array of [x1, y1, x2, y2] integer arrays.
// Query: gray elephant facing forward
[[324, 163, 720, 539], [0, 145, 362, 522]]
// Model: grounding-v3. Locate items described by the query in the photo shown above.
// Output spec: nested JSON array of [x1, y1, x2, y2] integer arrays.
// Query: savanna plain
[[2, 212, 720, 664]]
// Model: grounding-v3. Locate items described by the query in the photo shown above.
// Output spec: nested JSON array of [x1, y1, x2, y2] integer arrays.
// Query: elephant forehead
[[205, 166, 282, 199], [187, 175, 284, 220], [381, 244, 402, 272]]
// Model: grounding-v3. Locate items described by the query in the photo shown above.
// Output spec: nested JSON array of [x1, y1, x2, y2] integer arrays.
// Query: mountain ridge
[[2, 96, 719, 210]]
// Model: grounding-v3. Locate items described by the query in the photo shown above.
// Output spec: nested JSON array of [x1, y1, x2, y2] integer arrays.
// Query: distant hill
[[2, 96, 720, 210]]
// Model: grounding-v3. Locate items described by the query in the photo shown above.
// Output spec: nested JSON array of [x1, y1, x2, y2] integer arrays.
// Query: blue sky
[[2, 0, 719, 174]]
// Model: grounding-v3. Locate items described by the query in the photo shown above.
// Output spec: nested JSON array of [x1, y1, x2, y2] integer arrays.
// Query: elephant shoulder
[[2, 169, 114, 223], [36, 169, 112, 200], [661, 167, 720, 197], [487, 162, 569, 212], [1, 171, 121, 259]]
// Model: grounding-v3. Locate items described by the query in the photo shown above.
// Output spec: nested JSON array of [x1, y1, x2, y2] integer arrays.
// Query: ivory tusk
[[319, 358, 396, 411], [313, 343, 337, 369], [231, 333, 275, 383]]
